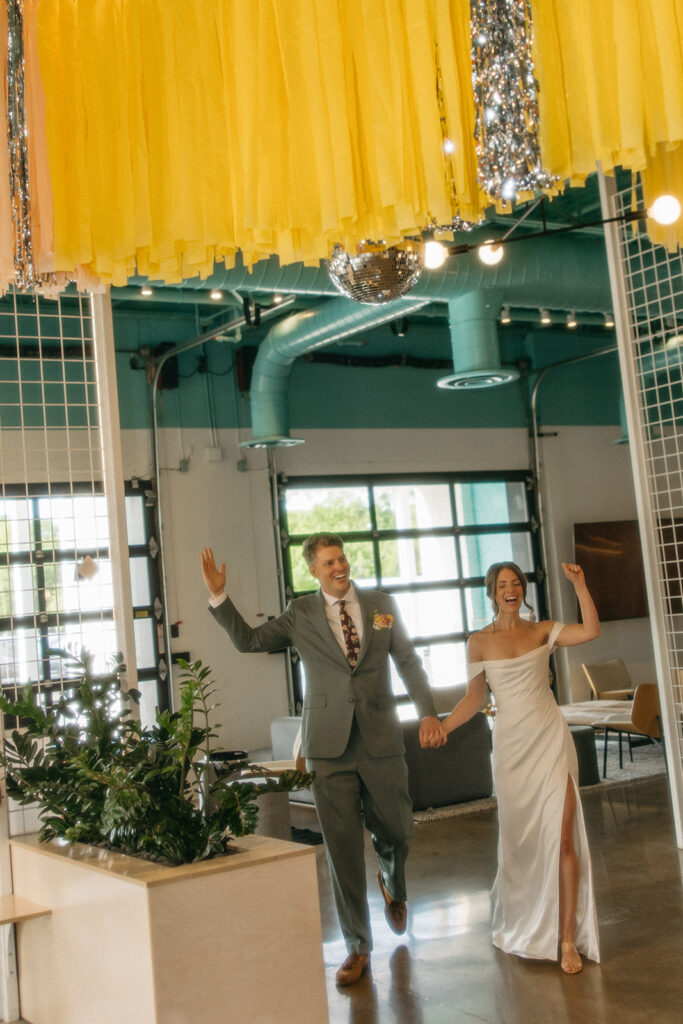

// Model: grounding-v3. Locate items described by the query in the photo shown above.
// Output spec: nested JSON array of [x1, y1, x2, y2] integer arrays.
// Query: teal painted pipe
[[243, 295, 429, 446], [127, 234, 610, 309], [126, 234, 613, 444]]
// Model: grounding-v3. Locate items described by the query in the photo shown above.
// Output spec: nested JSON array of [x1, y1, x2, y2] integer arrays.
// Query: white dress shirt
[[322, 584, 364, 655]]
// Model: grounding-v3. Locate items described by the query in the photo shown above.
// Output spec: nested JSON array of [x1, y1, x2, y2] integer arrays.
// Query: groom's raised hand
[[201, 547, 226, 598], [419, 715, 447, 749]]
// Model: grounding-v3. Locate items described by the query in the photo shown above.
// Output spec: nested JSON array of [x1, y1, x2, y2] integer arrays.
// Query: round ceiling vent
[[239, 436, 305, 449], [436, 367, 520, 389]]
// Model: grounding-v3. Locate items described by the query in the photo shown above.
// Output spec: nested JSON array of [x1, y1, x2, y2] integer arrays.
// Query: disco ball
[[325, 245, 423, 304]]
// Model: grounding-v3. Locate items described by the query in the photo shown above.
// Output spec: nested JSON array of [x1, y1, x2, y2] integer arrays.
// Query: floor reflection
[[313, 777, 683, 1024]]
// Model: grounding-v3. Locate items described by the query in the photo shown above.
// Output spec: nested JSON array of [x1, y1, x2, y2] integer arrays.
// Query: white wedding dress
[[470, 621, 600, 963]]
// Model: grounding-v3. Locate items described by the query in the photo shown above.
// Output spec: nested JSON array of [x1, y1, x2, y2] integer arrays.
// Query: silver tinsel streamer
[[6, 0, 42, 290], [471, 0, 557, 202]]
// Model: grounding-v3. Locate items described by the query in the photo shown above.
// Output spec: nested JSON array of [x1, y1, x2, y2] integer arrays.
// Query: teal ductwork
[[130, 234, 609, 308], [241, 234, 612, 445], [241, 294, 429, 447], [438, 291, 519, 389], [129, 234, 613, 445]]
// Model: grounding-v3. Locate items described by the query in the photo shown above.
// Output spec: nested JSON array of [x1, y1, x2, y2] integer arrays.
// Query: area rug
[[414, 740, 667, 824]]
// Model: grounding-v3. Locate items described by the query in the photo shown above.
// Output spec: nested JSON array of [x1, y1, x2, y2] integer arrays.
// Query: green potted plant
[[0, 648, 312, 866]]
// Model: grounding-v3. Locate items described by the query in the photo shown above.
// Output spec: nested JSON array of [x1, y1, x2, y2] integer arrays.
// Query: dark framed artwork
[[573, 520, 649, 621]]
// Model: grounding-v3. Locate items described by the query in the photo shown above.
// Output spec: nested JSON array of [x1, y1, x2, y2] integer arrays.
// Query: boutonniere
[[372, 610, 394, 630]]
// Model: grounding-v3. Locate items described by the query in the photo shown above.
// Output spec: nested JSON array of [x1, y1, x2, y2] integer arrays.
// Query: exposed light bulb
[[423, 240, 447, 270], [500, 306, 511, 324], [141, 286, 153, 296], [566, 311, 577, 328], [501, 178, 517, 200], [210, 289, 223, 300], [478, 241, 504, 266], [540, 308, 552, 325], [648, 194, 681, 226]]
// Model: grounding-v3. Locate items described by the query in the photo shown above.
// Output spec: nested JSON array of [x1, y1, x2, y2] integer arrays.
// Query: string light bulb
[[648, 194, 682, 226], [478, 240, 504, 266], [423, 240, 448, 270]]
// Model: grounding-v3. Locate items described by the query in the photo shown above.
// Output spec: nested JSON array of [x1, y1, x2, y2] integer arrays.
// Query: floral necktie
[[338, 600, 360, 667]]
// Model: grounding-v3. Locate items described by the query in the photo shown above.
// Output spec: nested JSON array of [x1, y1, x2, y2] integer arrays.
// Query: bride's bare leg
[[559, 775, 582, 974]]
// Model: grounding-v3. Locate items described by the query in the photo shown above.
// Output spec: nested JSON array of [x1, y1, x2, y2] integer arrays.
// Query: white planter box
[[10, 833, 328, 1024]]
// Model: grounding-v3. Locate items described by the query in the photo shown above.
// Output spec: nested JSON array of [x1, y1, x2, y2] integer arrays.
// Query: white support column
[[599, 171, 683, 847], [91, 292, 138, 697], [0, 798, 19, 1024]]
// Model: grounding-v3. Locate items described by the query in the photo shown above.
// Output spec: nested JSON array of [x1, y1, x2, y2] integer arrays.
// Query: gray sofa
[[270, 711, 494, 812]]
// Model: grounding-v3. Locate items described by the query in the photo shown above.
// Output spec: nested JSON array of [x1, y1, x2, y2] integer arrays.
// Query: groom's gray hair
[[302, 533, 345, 566]]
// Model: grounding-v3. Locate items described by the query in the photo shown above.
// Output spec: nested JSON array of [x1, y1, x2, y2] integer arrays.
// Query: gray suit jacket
[[211, 586, 437, 759]]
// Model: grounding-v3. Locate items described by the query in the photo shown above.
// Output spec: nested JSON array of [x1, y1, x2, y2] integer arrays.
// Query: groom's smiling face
[[309, 545, 351, 598]]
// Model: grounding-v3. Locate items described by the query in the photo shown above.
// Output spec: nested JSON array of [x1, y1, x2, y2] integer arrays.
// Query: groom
[[201, 533, 445, 985]]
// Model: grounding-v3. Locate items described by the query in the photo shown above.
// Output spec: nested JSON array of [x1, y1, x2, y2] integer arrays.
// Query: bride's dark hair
[[485, 562, 535, 618]]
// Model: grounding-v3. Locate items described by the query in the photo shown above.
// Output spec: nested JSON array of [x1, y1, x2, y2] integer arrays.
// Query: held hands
[[200, 548, 226, 598], [561, 562, 586, 590], [419, 716, 448, 749]]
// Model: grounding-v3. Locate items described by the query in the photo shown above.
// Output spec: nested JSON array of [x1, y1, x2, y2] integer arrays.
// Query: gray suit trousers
[[309, 716, 414, 955]]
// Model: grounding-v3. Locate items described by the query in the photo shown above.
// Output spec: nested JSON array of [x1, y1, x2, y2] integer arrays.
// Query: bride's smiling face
[[495, 569, 524, 612]]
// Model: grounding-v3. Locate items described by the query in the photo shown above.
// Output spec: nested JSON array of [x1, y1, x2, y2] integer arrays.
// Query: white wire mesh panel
[[612, 177, 683, 782], [0, 290, 117, 716]]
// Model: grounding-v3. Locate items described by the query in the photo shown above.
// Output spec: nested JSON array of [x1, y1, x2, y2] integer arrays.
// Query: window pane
[[130, 556, 151, 606], [455, 481, 529, 526], [373, 484, 452, 529], [37, 496, 109, 551], [392, 589, 463, 638], [133, 617, 157, 669], [48, 621, 117, 675], [379, 537, 457, 583], [137, 677, 160, 730], [0, 628, 42, 688], [390, 641, 467, 695], [285, 543, 316, 593], [345, 541, 377, 586], [284, 486, 371, 534], [397, 703, 418, 721], [0, 564, 34, 617], [464, 586, 490, 632], [42, 558, 114, 613], [125, 495, 147, 546], [459, 532, 534, 578], [0, 499, 32, 552]]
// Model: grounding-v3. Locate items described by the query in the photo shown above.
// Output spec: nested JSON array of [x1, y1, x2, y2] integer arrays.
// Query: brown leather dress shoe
[[378, 871, 407, 935], [335, 952, 370, 986]]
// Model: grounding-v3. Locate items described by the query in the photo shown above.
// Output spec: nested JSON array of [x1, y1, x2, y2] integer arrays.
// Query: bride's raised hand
[[561, 562, 586, 589]]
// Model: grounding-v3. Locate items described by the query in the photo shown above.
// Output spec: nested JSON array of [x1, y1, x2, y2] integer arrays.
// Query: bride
[[442, 561, 601, 974]]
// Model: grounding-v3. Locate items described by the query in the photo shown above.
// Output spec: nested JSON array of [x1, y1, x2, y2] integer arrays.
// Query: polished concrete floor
[[294, 776, 683, 1024]]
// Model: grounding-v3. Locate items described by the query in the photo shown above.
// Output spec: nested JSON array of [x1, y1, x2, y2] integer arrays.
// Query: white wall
[[539, 425, 655, 701], [121, 422, 657, 753]]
